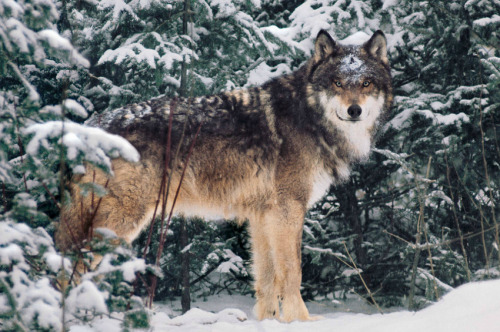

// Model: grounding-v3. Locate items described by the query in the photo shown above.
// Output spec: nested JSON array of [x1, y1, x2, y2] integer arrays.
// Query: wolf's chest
[[308, 168, 335, 207]]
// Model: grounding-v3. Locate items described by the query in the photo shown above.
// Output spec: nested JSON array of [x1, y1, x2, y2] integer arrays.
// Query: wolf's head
[[306, 30, 393, 160]]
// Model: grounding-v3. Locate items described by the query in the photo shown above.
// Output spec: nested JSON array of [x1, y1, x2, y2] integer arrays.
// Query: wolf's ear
[[363, 30, 388, 64], [314, 30, 336, 62]]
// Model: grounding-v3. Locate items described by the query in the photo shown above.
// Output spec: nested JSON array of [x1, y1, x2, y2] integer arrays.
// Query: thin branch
[[41, 181, 61, 209], [444, 154, 472, 281], [343, 242, 383, 314]]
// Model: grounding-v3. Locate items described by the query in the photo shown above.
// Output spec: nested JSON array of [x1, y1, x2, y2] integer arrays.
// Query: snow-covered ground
[[71, 279, 500, 332]]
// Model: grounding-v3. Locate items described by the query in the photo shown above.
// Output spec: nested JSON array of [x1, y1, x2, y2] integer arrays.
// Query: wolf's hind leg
[[56, 159, 159, 275]]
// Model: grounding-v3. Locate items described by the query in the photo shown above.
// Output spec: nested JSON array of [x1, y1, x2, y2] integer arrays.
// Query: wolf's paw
[[279, 314, 325, 323]]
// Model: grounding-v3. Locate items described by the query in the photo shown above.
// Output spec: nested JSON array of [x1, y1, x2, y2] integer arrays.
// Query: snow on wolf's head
[[306, 30, 393, 160]]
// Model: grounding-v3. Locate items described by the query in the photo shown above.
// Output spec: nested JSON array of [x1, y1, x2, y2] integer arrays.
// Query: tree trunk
[[180, 216, 191, 313], [179, 0, 190, 97], [179, 0, 191, 314], [339, 180, 366, 266]]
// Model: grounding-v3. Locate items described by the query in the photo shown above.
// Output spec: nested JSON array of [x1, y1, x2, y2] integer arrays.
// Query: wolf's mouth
[[336, 113, 366, 122]]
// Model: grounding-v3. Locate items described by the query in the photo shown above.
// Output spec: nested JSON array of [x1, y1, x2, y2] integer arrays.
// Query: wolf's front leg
[[252, 200, 311, 322], [249, 216, 280, 320], [268, 201, 312, 322]]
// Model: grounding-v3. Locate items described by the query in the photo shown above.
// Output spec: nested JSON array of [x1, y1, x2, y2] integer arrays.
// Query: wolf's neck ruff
[[60, 30, 392, 323]]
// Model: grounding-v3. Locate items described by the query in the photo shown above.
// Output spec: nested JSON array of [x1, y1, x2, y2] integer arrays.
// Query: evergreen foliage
[[134, 217, 252, 301], [303, 0, 500, 308]]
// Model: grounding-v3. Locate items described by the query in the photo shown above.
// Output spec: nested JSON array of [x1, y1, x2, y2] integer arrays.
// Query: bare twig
[[145, 99, 176, 308], [142, 99, 177, 261], [343, 242, 383, 314], [385, 222, 500, 252], [408, 157, 435, 309], [156, 121, 203, 263], [146, 119, 203, 308], [41, 181, 61, 210], [444, 154, 472, 280]]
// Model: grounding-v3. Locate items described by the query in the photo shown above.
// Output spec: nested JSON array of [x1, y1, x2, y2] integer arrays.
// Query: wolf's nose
[[347, 104, 362, 119]]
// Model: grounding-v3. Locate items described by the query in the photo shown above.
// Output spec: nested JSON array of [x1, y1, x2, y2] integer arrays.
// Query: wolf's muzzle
[[347, 104, 362, 120]]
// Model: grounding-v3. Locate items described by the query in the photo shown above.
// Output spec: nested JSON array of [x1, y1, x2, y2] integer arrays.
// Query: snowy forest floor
[[70, 279, 500, 332]]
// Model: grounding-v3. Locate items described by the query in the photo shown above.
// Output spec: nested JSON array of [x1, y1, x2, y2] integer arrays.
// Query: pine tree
[[1, 0, 154, 329]]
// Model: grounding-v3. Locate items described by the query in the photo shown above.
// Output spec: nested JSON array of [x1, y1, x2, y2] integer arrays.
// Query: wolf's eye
[[335, 81, 342, 88], [363, 81, 371, 87]]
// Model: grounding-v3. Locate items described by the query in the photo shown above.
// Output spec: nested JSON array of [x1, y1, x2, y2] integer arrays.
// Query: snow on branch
[[98, 42, 160, 69], [66, 280, 109, 316], [82, 251, 147, 282], [63, 99, 88, 118], [348, 0, 372, 29], [233, 12, 278, 55], [23, 120, 139, 174], [7, 61, 40, 102], [0, 221, 71, 331], [98, 0, 140, 22], [38, 29, 90, 67], [473, 14, 500, 27]]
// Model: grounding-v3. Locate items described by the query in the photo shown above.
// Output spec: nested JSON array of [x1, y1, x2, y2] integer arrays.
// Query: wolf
[[56, 30, 392, 322]]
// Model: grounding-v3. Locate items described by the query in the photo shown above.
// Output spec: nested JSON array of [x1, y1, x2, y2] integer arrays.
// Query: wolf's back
[[85, 89, 282, 160]]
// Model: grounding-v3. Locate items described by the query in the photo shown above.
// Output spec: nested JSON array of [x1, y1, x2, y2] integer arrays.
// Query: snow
[[0, 294, 9, 314], [66, 279, 500, 331], [0, 221, 67, 331], [159, 48, 183, 69], [339, 53, 366, 83], [475, 189, 494, 207], [43, 251, 72, 273], [210, 0, 237, 18], [24, 120, 140, 174], [419, 110, 470, 126], [7, 60, 40, 102], [82, 251, 147, 283], [99, 0, 139, 22], [234, 11, 278, 54], [386, 107, 470, 131], [21, 278, 62, 330], [382, 0, 398, 9], [216, 249, 246, 275], [94, 227, 118, 239], [246, 62, 291, 86], [165, 308, 248, 326], [38, 29, 73, 51], [38, 29, 90, 67], [341, 54, 364, 72], [99, 42, 160, 69], [1, 0, 23, 17], [304, 245, 348, 261], [0, 243, 24, 265], [66, 280, 109, 315], [341, 268, 361, 277], [348, 0, 370, 29], [473, 15, 500, 27], [340, 31, 370, 45], [63, 98, 88, 118], [417, 268, 454, 292], [0, 220, 54, 253], [180, 243, 193, 254]]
